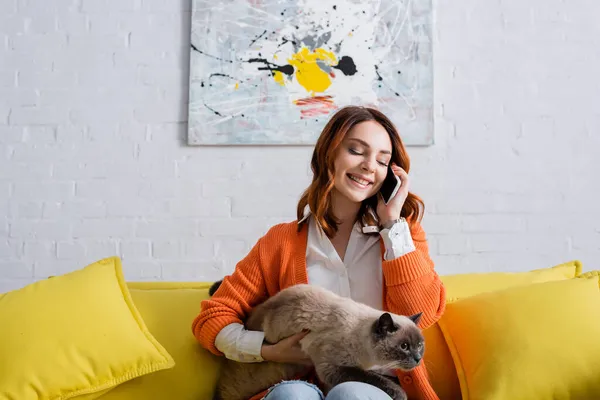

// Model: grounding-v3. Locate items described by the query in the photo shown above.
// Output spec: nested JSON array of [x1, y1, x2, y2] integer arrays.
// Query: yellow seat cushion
[[0, 257, 175, 400], [98, 282, 223, 400], [425, 260, 582, 400], [438, 271, 600, 400]]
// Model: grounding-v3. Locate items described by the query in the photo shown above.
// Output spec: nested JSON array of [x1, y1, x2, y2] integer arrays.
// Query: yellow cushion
[[425, 260, 581, 400], [0, 257, 175, 400], [99, 282, 223, 400], [438, 272, 600, 400], [441, 259, 582, 303]]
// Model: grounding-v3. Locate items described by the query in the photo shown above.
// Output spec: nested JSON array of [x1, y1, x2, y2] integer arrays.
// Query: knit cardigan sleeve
[[192, 236, 269, 356], [381, 220, 446, 329]]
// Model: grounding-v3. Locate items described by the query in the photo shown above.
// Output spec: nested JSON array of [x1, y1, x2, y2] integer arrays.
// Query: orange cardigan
[[192, 220, 446, 400]]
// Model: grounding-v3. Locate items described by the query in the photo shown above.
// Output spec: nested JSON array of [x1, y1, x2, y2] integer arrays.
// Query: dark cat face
[[370, 312, 425, 371]]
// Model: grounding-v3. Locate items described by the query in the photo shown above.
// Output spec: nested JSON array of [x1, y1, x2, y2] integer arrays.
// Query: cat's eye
[[400, 342, 409, 351]]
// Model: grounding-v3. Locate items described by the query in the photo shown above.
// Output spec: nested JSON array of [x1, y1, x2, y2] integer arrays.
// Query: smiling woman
[[297, 106, 423, 238], [193, 106, 446, 400]]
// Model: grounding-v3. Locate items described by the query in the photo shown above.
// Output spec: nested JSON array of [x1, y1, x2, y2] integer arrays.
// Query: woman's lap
[[263, 380, 392, 400]]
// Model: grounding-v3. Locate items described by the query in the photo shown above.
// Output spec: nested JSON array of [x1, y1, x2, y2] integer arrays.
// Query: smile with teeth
[[347, 174, 372, 188]]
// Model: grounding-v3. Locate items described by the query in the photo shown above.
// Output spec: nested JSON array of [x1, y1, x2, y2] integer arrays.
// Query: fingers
[[282, 333, 312, 364], [293, 329, 310, 341], [280, 330, 310, 346], [391, 163, 409, 190], [391, 163, 409, 179]]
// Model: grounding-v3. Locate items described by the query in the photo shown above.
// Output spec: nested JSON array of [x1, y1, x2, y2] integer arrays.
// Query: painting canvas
[[187, 0, 433, 146]]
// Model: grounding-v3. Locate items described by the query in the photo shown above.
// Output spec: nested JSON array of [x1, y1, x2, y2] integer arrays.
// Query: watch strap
[[382, 217, 405, 230]]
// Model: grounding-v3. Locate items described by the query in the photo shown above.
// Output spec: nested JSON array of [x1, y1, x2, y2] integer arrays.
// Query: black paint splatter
[[191, 43, 233, 64], [374, 65, 400, 96], [248, 58, 294, 77], [203, 102, 223, 117], [278, 37, 297, 48], [249, 30, 267, 48], [192, 43, 294, 83], [209, 73, 236, 80], [334, 56, 357, 76], [375, 66, 383, 81]]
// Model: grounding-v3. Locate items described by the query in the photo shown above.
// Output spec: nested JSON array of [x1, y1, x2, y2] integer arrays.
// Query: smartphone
[[379, 166, 401, 205]]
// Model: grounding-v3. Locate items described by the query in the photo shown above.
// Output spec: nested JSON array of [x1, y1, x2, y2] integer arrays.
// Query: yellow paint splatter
[[285, 47, 338, 93], [273, 54, 279, 60], [273, 71, 285, 86], [234, 82, 239, 90]]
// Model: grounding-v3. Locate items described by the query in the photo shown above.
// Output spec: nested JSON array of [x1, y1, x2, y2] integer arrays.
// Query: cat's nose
[[413, 355, 422, 364]]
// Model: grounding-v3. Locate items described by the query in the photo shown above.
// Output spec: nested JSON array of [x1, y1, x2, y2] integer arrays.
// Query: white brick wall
[[1, 0, 600, 293]]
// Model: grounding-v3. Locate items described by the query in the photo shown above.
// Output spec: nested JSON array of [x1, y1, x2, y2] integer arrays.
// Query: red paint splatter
[[294, 96, 337, 118]]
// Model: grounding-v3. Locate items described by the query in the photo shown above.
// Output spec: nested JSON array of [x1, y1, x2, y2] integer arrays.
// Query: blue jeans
[[263, 380, 393, 400]]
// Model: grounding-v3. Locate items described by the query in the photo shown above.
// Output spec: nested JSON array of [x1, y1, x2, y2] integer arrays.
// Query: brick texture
[[1, 0, 599, 292]]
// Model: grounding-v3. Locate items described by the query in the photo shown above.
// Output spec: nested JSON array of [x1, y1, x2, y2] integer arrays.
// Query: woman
[[192, 106, 446, 400]]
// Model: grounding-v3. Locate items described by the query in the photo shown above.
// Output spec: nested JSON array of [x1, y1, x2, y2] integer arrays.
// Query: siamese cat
[[209, 281, 425, 400]]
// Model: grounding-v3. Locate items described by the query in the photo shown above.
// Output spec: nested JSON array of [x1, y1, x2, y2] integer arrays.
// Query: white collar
[[298, 205, 380, 234], [298, 204, 311, 224]]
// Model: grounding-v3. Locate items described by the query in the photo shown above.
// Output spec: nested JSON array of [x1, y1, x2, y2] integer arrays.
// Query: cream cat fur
[[210, 282, 425, 400]]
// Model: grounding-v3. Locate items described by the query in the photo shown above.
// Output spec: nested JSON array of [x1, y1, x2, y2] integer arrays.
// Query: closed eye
[[349, 148, 388, 166]]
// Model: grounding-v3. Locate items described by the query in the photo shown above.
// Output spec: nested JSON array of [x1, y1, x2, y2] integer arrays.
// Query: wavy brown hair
[[296, 106, 425, 237]]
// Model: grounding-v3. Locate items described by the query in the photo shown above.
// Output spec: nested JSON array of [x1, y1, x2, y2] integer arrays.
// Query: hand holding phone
[[379, 166, 401, 205]]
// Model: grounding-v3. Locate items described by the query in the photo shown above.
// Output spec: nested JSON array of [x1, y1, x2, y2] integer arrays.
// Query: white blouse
[[213, 214, 416, 363]]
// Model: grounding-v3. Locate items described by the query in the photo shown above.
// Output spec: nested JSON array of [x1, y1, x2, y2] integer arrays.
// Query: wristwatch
[[382, 217, 405, 230]]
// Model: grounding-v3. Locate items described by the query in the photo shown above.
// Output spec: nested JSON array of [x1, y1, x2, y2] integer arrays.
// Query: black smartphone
[[379, 166, 401, 205]]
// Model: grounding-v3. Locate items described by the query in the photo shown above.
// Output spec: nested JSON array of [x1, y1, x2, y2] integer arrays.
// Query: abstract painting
[[188, 0, 433, 146]]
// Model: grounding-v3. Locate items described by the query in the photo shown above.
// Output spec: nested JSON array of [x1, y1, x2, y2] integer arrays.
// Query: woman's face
[[333, 120, 393, 204]]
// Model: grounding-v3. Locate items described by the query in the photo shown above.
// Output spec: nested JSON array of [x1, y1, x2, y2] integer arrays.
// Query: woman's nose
[[361, 158, 376, 172]]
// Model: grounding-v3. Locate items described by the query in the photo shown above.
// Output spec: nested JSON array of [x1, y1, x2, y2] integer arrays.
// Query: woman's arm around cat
[[192, 234, 270, 356]]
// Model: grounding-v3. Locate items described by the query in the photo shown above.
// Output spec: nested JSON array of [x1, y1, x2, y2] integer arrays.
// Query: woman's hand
[[377, 163, 410, 225], [261, 330, 312, 365]]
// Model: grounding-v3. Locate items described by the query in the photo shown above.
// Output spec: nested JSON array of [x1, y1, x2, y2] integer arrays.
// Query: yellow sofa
[[101, 259, 597, 400], [2, 258, 599, 400]]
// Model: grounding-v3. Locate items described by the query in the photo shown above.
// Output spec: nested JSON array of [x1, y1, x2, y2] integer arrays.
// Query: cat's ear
[[375, 313, 398, 335], [408, 312, 423, 326]]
